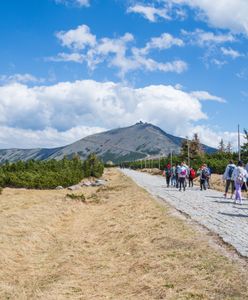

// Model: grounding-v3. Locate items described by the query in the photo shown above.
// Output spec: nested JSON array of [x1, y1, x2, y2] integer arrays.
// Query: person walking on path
[[164, 163, 172, 187], [198, 164, 210, 191], [175, 164, 180, 188], [188, 167, 196, 187], [223, 160, 236, 199], [171, 165, 177, 187], [178, 162, 187, 191], [232, 161, 248, 204], [206, 165, 211, 189]]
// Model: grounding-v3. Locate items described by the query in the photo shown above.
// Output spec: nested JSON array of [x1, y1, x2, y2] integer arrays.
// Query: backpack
[[189, 169, 196, 179], [180, 168, 187, 177], [202, 168, 210, 179], [228, 165, 235, 178], [236, 170, 245, 184], [165, 168, 171, 177]]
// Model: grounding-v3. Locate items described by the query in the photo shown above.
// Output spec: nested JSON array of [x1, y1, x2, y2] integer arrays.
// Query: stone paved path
[[121, 169, 248, 257]]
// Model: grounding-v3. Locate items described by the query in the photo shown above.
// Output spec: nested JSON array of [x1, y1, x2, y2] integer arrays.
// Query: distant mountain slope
[[0, 122, 216, 163]]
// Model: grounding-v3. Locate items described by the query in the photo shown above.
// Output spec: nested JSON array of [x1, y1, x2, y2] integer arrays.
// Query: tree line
[[0, 153, 104, 189]]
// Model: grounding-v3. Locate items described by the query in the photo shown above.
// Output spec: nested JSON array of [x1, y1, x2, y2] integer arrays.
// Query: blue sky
[[0, 0, 247, 149]]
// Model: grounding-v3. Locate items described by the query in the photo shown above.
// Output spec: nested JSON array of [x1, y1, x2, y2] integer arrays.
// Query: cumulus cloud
[[51, 25, 187, 77], [127, 5, 171, 22], [0, 126, 104, 149], [56, 25, 96, 50], [166, 0, 248, 35], [0, 79, 228, 148], [136, 33, 184, 55]]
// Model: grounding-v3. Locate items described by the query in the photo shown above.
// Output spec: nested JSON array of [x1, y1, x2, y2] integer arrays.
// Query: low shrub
[[66, 193, 86, 202]]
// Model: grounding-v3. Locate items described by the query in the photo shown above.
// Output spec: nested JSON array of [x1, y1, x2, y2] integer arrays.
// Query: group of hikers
[[163, 160, 248, 204]]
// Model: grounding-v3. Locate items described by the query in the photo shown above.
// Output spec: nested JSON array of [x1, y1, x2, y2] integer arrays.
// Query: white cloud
[[221, 47, 243, 59], [211, 59, 227, 67], [184, 125, 245, 150], [137, 33, 184, 55], [190, 91, 226, 103], [0, 73, 43, 84], [0, 126, 104, 149], [53, 25, 187, 77], [48, 52, 84, 63], [55, 0, 90, 7], [127, 5, 170, 22], [167, 0, 248, 35], [56, 25, 96, 50], [0, 79, 227, 148], [181, 29, 235, 46]]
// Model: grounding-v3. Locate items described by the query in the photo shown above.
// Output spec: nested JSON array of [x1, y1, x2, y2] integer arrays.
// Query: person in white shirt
[[232, 161, 248, 204]]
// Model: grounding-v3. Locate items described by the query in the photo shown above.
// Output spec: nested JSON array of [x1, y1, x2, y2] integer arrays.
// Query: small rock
[[55, 186, 64, 190], [68, 185, 81, 191], [81, 181, 92, 187]]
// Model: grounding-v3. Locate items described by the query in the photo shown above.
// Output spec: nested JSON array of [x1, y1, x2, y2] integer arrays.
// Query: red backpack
[[190, 168, 196, 179]]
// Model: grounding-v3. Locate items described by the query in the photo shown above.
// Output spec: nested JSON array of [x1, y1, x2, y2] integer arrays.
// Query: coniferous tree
[[226, 141, 232, 153], [218, 139, 226, 153], [190, 133, 203, 157], [180, 139, 189, 159]]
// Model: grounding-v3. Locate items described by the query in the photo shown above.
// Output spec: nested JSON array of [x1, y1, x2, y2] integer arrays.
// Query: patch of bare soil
[[0, 168, 248, 299]]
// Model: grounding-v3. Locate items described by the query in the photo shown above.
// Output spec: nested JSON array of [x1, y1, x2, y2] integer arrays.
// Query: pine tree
[[190, 133, 203, 157], [180, 139, 189, 158], [218, 139, 225, 153], [226, 141, 232, 153]]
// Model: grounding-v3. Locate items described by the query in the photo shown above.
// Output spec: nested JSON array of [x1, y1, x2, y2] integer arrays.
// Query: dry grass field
[[1, 168, 248, 299]]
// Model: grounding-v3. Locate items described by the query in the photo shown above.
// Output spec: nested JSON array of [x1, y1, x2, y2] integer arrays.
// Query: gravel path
[[121, 169, 248, 257]]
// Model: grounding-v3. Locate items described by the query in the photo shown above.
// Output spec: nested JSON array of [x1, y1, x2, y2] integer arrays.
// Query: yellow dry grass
[[0, 168, 248, 299]]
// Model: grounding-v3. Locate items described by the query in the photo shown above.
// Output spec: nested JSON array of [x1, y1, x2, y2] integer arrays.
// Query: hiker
[[178, 161, 187, 191], [198, 164, 210, 191], [232, 161, 248, 204], [188, 167, 196, 187], [175, 164, 180, 188], [164, 163, 172, 187], [171, 165, 177, 187], [206, 165, 211, 188], [223, 160, 236, 199]]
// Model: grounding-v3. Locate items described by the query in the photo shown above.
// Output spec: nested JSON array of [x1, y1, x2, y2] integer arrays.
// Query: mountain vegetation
[[0, 154, 104, 189]]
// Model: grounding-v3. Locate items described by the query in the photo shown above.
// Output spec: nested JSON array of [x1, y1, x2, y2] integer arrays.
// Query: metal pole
[[238, 124, 241, 161]]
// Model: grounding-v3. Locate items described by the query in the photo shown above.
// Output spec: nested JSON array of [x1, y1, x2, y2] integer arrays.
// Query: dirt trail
[[0, 168, 248, 299]]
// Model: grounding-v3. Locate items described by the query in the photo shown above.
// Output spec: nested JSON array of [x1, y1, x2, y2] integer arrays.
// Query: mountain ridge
[[0, 122, 216, 163]]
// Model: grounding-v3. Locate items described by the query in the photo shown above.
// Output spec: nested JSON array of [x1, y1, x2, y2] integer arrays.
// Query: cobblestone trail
[[121, 169, 248, 257]]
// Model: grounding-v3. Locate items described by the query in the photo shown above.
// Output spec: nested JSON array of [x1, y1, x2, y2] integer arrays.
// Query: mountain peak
[[0, 123, 217, 164]]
